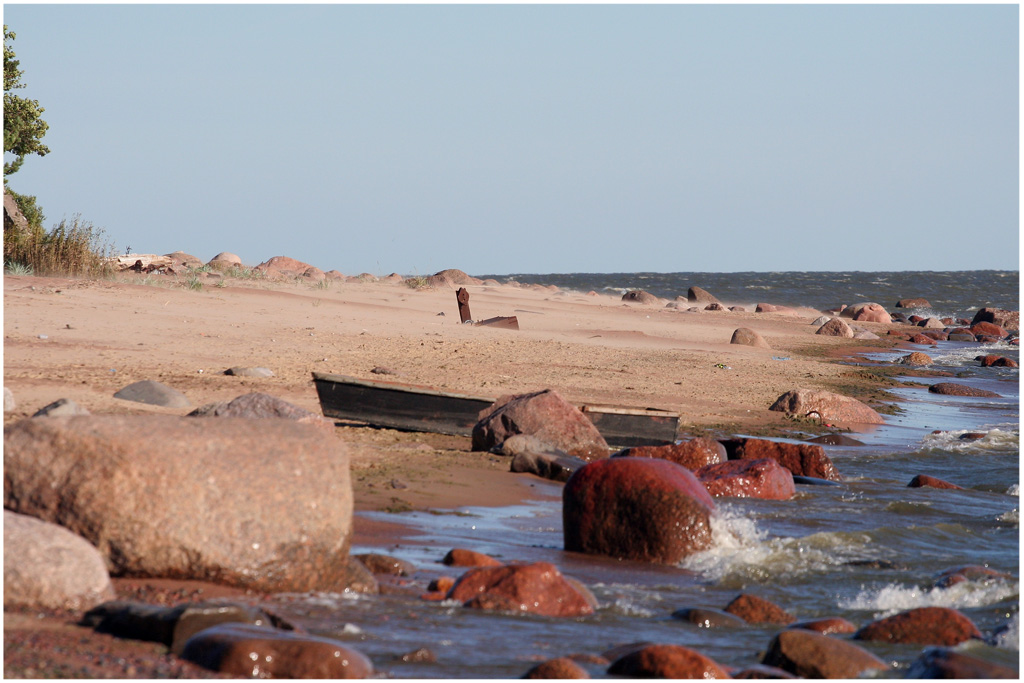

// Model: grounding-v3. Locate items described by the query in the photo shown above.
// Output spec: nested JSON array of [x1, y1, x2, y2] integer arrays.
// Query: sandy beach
[[3, 265, 925, 677], [3, 268, 902, 509]]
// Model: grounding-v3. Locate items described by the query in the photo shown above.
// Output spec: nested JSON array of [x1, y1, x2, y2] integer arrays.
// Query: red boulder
[[763, 629, 888, 679], [720, 437, 841, 481], [970, 321, 1008, 338], [607, 644, 730, 679], [563, 457, 715, 564], [854, 606, 982, 646], [696, 458, 796, 500], [446, 562, 595, 618], [615, 438, 724, 471], [908, 474, 963, 490], [724, 593, 796, 625]]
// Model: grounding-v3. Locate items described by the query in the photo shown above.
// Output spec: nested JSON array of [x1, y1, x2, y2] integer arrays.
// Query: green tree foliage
[[4, 25, 50, 177]]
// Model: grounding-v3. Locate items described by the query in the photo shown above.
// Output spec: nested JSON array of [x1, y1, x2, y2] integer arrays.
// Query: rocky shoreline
[[4, 259, 1018, 678]]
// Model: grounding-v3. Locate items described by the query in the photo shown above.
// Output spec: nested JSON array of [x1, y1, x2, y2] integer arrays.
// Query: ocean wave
[[1007, 484, 1019, 496], [929, 343, 1018, 368], [679, 507, 867, 581], [920, 428, 1019, 454], [838, 578, 1019, 616]]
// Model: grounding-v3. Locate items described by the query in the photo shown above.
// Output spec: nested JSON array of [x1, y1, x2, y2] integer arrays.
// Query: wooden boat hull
[[312, 372, 679, 448]]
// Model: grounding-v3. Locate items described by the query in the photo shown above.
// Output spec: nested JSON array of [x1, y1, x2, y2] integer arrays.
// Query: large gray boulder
[[4, 510, 115, 611], [4, 414, 356, 593]]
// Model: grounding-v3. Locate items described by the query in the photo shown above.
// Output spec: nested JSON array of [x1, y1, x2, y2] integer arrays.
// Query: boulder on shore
[[473, 389, 609, 461], [769, 389, 885, 425], [4, 510, 115, 611], [839, 302, 891, 323], [687, 286, 722, 306], [4, 414, 359, 593], [730, 327, 770, 348]]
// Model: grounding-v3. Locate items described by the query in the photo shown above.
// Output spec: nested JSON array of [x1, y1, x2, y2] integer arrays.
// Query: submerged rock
[[724, 594, 796, 625], [854, 606, 982, 646], [670, 607, 747, 629], [523, 657, 590, 679], [907, 474, 963, 490], [787, 617, 858, 635], [763, 629, 888, 678], [181, 623, 373, 678], [607, 644, 730, 679], [928, 383, 1001, 398], [905, 647, 1018, 679], [442, 548, 501, 568]]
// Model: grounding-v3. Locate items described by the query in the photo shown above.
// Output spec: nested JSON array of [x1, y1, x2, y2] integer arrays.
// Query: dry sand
[[2, 268, 910, 677], [4, 270, 902, 513]]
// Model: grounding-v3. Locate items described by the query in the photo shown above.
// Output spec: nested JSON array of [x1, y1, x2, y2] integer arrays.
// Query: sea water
[[269, 271, 1019, 678]]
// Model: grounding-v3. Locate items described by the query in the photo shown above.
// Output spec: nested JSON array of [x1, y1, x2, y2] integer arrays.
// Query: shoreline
[[3, 268, 1007, 678]]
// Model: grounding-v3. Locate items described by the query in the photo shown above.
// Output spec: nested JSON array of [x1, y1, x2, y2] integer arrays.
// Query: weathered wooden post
[[456, 287, 472, 323]]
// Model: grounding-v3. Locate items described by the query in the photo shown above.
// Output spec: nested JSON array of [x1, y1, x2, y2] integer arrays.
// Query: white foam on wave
[[920, 428, 1020, 454], [929, 342, 1017, 367], [839, 578, 1019, 617], [679, 506, 868, 581], [1008, 484, 1020, 496]]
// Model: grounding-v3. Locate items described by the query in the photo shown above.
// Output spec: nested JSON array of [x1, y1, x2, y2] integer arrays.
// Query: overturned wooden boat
[[311, 372, 680, 448]]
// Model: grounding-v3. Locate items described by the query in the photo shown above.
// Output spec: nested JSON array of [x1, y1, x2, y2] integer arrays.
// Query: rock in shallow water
[[762, 629, 888, 678], [446, 561, 596, 617], [607, 644, 730, 679], [563, 457, 715, 564], [854, 606, 982, 646], [181, 623, 373, 678]]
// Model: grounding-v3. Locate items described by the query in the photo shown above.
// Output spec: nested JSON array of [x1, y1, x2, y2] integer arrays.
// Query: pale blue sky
[[3, 4, 1019, 275]]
